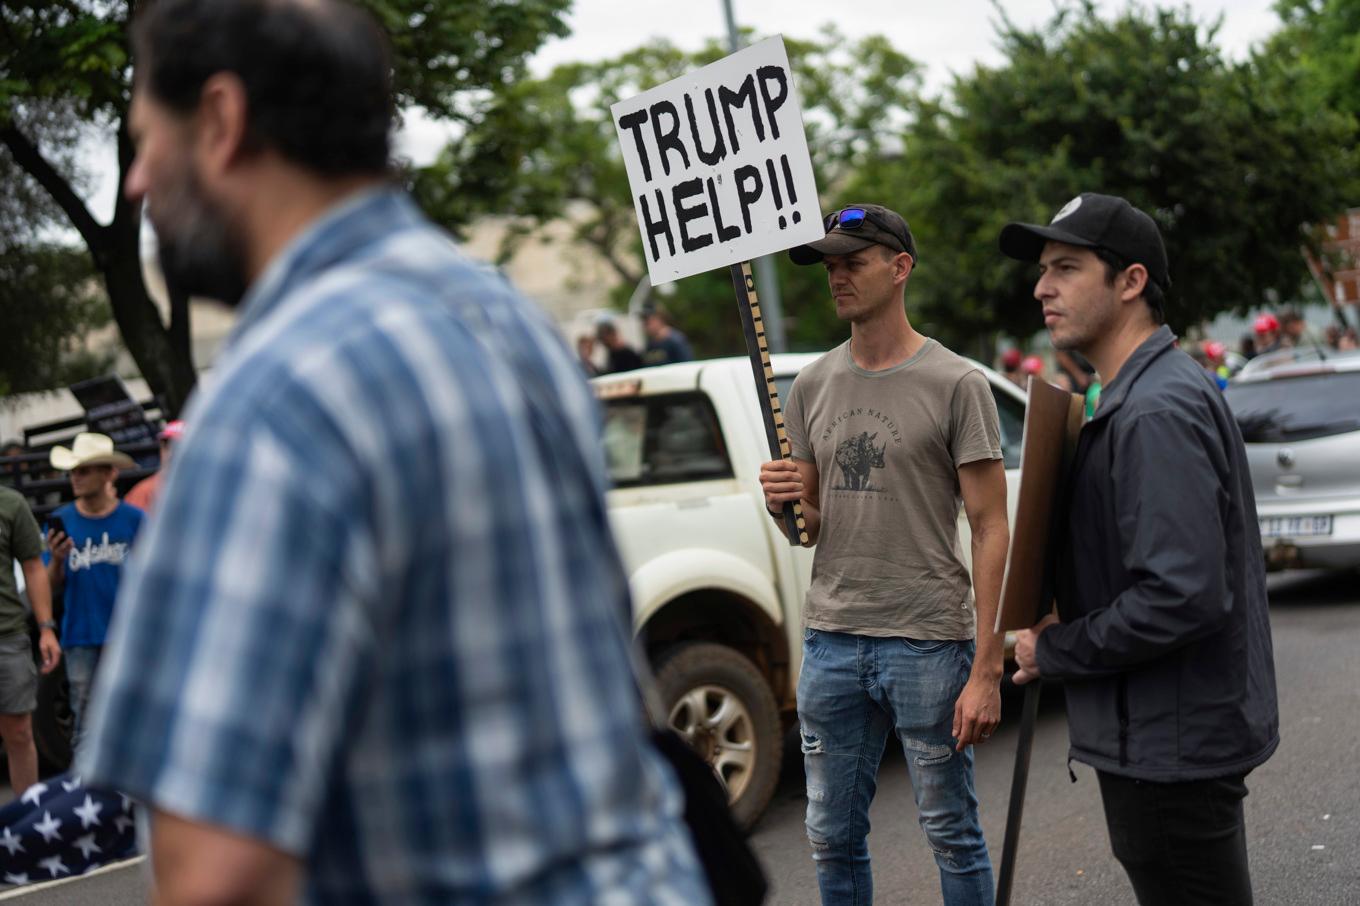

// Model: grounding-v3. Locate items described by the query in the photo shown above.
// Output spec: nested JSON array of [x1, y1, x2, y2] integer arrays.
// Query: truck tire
[[653, 642, 781, 830]]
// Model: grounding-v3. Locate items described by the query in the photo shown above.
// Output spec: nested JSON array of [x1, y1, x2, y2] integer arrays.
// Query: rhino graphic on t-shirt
[[834, 431, 886, 491]]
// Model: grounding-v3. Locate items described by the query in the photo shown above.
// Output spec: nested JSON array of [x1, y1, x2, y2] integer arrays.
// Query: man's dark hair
[[132, 0, 394, 176], [1095, 247, 1165, 326]]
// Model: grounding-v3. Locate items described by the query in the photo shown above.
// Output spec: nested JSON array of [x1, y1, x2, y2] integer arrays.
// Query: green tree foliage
[[0, 244, 116, 397], [1, 0, 569, 413], [1268, 0, 1360, 124], [869, 3, 1360, 345], [429, 5, 1358, 359], [417, 28, 921, 357], [1258, 0, 1360, 298]]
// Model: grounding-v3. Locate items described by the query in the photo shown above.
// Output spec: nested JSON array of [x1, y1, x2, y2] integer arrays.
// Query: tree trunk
[[108, 118, 196, 417], [3, 119, 198, 418], [101, 211, 197, 418]]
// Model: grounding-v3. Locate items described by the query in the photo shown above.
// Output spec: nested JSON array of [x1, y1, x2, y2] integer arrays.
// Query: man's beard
[[148, 167, 250, 309], [1048, 328, 1083, 352]]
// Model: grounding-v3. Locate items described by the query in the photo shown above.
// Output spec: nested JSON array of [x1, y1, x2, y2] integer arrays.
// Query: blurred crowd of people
[[999, 346, 1103, 416], [1239, 306, 1358, 359], [0, 441, 65, 509], [0, 442, 28, 490], [1002, 305, 1359, 405], [576, 304, 695, 376]]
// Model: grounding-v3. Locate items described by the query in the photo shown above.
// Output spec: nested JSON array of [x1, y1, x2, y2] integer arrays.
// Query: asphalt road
[[0, 858, 145, 906], [749, 568, 1360, 905], [7, 569, 1358, 904]]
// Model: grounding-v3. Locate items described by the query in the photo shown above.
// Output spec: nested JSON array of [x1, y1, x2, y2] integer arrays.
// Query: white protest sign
[[611, 36, 823, 285]]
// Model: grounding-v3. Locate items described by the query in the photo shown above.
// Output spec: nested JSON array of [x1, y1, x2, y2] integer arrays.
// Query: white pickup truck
[[593, 353, 1026, 827]]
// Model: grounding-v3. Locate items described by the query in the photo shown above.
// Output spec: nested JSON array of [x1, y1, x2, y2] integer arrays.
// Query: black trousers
[[1097, 771, 1254, 906]]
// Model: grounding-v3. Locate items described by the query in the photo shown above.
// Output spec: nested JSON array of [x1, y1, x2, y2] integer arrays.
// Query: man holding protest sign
[[759, 204, 1008, 905], [1003, 194, 1278, 906]]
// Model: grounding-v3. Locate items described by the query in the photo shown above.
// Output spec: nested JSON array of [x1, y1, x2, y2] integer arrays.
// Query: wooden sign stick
[[995, 680, 1041, 906], [729, 260, 808, 546]]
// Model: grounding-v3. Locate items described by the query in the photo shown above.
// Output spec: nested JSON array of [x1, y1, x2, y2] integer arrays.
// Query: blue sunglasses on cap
[[824, 207, 909, 254]]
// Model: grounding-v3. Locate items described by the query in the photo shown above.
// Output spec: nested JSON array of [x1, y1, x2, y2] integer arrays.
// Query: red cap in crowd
[[1001, 348, 1023, 369], [1202, 340, 1226, 362], [1253, 313, 1279, 335], [1021, 355, 1044, 375]]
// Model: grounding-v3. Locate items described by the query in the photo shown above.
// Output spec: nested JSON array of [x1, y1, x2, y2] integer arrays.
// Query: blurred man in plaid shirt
[[79, 2, 709, 904]]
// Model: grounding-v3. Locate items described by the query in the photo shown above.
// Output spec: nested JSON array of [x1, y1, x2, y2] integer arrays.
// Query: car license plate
[[1259, 515, 1333, 538]]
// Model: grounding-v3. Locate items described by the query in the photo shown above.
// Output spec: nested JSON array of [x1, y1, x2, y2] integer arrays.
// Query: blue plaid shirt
[[80, 189, 709, 905]]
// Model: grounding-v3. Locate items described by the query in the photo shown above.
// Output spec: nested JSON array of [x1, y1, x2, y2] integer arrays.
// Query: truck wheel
[[654, 642, 781, 830]]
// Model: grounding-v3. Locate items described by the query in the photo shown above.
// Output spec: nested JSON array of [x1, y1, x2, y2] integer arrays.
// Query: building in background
[[1307, 207, 1360, 311], [459, 201, 628, 325], [2, 206, 628, 435]]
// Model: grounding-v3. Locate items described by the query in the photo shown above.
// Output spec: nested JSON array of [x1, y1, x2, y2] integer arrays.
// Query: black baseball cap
[[789, 203, 917, 266], [999, 193, 1171, 291]]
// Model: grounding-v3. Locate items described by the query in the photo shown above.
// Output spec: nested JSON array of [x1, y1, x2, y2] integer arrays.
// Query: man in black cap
[[1002, 193, 1279, 905], [760, 204, 1009, 905]]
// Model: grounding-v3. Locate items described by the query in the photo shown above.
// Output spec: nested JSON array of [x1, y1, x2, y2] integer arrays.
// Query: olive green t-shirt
[[784, 339, 1002, 639], [0, 486, 45, 638]]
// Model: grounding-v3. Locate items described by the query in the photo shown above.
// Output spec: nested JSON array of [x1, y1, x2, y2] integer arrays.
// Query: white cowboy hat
[[49, 433, 135, 471]]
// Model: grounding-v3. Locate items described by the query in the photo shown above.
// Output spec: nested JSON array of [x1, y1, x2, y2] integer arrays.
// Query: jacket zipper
[[1116, 675, 1129, 767]]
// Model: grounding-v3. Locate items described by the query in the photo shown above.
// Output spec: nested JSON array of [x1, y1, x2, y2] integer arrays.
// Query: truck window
[[602, 402, 648, 483], [602, 393, 733, 488], [992, 387, 1024, 470]]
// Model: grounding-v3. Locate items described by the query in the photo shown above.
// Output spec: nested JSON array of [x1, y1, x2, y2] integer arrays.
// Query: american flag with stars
[[0, 772, 137, 887]]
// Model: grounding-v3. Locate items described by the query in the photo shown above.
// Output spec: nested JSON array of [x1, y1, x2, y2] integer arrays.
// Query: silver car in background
[[1225, 350, 1360, 570]]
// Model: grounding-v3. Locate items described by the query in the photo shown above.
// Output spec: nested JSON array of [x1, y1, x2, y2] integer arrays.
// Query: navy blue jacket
[[1037, 326, 1279, 781]]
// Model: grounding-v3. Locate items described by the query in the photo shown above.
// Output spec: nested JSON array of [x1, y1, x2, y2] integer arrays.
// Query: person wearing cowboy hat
[[43, 433, 144, 752]]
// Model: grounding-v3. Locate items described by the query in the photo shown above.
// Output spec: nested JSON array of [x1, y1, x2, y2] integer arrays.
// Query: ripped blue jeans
[[797, 629, 992, 906]]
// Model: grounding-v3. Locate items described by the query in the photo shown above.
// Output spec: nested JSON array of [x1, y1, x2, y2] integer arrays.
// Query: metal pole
[[720, 0, 739, 43], [626, 274, 652, 318], [721, 0, 788, 353]]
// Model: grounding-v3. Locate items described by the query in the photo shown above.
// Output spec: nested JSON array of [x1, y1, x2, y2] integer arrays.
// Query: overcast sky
[[393, 0, 1281, 170], [94, 0, 1283, 226], [532, 0, 1280, 85]]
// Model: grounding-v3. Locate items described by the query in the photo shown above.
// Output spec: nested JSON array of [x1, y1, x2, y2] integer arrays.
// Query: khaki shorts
[[0, 632, 37, 715]]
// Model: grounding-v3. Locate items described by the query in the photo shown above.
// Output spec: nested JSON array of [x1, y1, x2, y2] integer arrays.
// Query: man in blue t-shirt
[[44, 434, 143, 751]]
